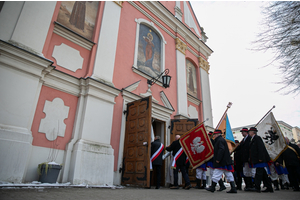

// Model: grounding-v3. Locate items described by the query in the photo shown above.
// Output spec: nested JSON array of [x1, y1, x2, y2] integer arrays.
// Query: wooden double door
[[121, 96, 198, 187]]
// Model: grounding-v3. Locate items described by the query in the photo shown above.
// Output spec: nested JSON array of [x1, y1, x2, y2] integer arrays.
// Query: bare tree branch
[[252, 2, 300, 95]]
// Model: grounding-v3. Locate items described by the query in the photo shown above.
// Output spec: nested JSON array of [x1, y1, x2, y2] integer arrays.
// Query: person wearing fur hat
[[248, 127, 273, 193], [206, 129, 237, 193]]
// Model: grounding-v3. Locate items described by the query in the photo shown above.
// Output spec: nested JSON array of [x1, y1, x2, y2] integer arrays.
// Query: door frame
[[117, 89, 174, 186]]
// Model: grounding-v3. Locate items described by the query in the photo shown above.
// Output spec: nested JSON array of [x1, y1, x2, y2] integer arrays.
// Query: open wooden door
[[121, 96, 152, 187], [170, 119, 198, 142], [170, 119, 198, 186]]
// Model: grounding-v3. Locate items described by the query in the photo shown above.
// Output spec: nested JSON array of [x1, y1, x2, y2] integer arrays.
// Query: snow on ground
[[0, 181, 124, 189]]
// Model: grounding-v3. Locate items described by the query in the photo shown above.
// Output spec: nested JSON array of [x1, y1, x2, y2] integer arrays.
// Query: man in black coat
[[234, 128, 255, 191], [248, 127, 273, 193], [150, 136, 164, 189], [206, 131, 227, 191], [234, 139, 243, 190], [166, 134, 191, 189], [277, 137, 300, 191], [206, 130, 237, 193]]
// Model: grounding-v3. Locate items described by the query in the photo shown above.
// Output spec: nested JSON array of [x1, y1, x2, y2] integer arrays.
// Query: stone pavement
[[1, 186, 300, 200]]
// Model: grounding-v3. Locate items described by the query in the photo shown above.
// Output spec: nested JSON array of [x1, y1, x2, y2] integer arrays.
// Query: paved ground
[[1, 186, 300, 200]]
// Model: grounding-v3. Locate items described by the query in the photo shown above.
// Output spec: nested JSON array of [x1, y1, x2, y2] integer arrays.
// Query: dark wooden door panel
[[121, 96, 152, 187]]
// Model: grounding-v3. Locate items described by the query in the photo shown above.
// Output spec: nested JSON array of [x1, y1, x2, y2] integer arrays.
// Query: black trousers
[[150, 165, 161, 188], [173, 165, 190, 186], [234, 170, 243, 189], [254, 167, 272, 191], [286, 165, 300, 190]]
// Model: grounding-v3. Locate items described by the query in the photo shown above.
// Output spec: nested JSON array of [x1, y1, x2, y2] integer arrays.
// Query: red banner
[[179, 123, 214, 169]]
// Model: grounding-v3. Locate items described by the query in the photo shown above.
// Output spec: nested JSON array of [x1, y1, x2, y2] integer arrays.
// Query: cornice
[[0, 40, 53, 78], [187, 93, 201, 106], [53, 22, 95, 50]]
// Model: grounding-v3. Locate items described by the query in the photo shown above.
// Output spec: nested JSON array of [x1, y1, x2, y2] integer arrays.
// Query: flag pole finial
[[227, 102, 233, 108], [255, 105, 276, 127]]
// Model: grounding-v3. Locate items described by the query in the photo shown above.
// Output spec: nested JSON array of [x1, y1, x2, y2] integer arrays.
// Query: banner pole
[[215, 102, 233, 129], [210, 102, 232, 139], [254, 105, 275, 127]]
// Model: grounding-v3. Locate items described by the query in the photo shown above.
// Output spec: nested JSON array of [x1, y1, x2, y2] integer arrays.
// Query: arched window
[[133, 19, 166, 81], [186, 60, 197, 97]]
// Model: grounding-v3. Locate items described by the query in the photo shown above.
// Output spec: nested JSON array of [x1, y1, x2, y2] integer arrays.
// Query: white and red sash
[[150, 143, 164, 170], [171, 147, 183, 169]]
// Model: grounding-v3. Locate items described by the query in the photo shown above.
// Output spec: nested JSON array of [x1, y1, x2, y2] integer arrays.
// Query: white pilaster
[[200, 68, 213, 128], [92, 1, 122, 84], [10, 1, 56, 55], [0, 41, 53, 183], [0, 1, 24, 41], [175, 40, 188, 118], [69, 78, 120, 185]]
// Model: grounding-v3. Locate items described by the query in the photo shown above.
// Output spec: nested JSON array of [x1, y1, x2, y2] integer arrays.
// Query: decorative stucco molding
[[175, 38, 187, 55], [114, 1, 124, 8], [199, 56, 210, 73]]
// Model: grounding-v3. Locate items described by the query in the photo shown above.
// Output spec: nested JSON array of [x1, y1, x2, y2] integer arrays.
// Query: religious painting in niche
[[186, 60, 198, 97], [137, 24, 162, 77], [57, 1, 99, 41]]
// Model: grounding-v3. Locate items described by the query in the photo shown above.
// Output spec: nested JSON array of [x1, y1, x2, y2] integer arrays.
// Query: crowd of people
[[150, 127, 300, 193]]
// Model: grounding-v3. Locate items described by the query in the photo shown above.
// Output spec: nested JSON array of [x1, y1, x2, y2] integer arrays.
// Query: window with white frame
[[133, 18, 166, 81]]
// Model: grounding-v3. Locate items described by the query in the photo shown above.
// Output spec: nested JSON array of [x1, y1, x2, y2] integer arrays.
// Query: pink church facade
[[0, 1, 213, 186]]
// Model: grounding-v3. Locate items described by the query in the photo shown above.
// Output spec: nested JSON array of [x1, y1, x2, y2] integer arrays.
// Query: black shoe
[[255, 189, 261, 193], [226, 182, 237, 193], [185, 184, 192, 190], [155, 186, 160, 189], [293, 188, 300, 191], [262, 188, 274, 193], [199, 180, 206, 189], [218, 186, 226, 191], [218, 179, 226, 191], [206, 182, 217, 193]]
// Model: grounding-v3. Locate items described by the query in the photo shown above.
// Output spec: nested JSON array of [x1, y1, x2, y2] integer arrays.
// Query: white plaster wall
[[0, 63, 41, 183], [80, 96, 114, 144], [176, 50, 188, 117], [0, 66, 40, 128], [200, 68, 213, 127], [188, 105, 198, 118], [24, 146, 64, 182], [10, 1, 56, 54], [92, 1, 121, 83], [0, 1, 24, 41], [0, 128, 32, 183], [70, 140, 114, 185]]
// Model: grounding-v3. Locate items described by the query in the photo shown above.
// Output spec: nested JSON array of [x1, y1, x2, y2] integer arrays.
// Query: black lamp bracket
[[147, 69, 169, 86]]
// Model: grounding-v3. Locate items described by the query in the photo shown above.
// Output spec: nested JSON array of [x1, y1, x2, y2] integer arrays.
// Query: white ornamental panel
[[38, 98, 70, 141]]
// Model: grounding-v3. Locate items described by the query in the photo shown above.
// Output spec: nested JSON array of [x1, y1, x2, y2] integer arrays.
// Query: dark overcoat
[[213, 135, 232, 168], [278, 143, 300, 167], [166, 140, 186, 166], [249, 134, 271, 165], [151, 139, 163, 166]]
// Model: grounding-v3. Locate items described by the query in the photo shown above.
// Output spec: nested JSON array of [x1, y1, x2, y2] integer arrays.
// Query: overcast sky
[[190, 1, 300, 128]]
